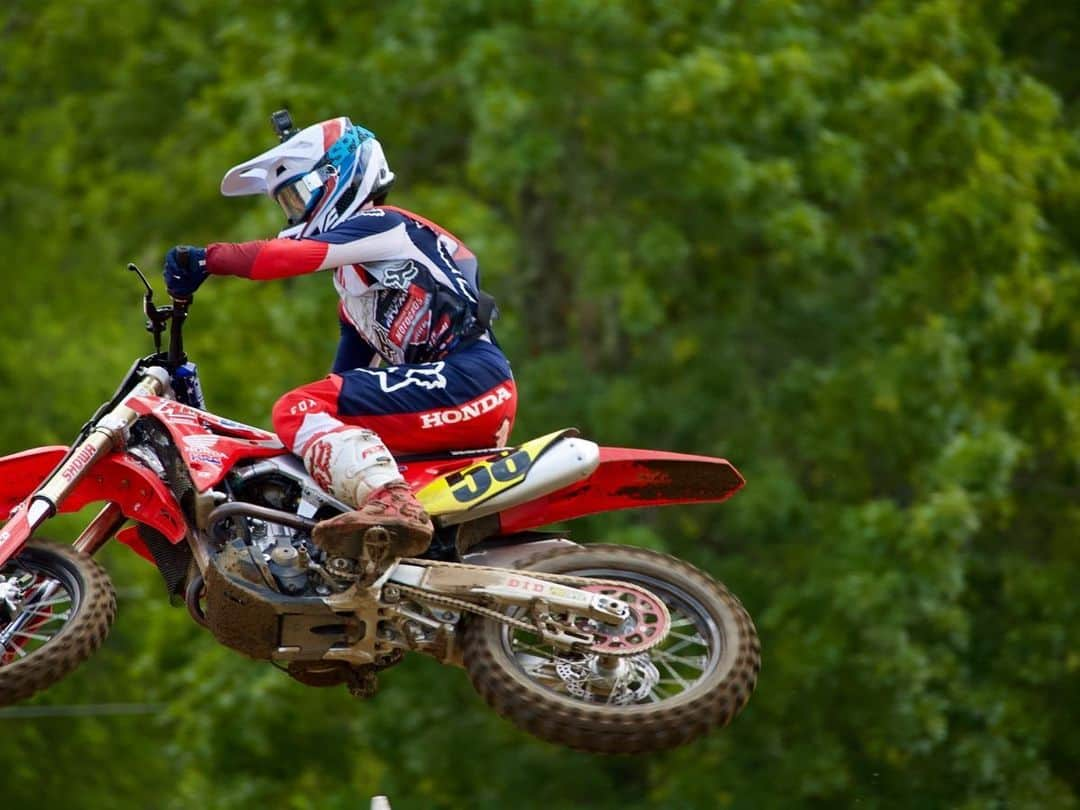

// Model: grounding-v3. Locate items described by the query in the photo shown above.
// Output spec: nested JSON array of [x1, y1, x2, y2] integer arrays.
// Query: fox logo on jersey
[[381, 260, 420, 289]]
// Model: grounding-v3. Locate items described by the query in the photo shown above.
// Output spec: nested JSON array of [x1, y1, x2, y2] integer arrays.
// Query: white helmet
[[220, 115, 395, 238]]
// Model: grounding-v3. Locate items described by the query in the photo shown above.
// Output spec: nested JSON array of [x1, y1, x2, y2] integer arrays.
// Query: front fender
[[0, 446, 186, 542], [496, 446, 745, 534]]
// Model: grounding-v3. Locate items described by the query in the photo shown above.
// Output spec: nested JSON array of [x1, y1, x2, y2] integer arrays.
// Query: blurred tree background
[[1, 0, 1078, 807]]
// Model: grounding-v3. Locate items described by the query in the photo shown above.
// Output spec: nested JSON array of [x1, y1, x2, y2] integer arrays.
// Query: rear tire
[[461, 544, 760, 754], [0, 541, 117, 706]]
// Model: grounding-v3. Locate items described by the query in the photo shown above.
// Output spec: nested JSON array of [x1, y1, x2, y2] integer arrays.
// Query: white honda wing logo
[[355, 363, 448, 393]]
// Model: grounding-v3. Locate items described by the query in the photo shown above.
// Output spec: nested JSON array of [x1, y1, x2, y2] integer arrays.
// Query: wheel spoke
[[517, 655, 562, 680], [22, 609, 70, 622], [652, 651, 708, 670], [24, 596, 71, 609], [0, 637, 29, 658], [526, 669, 566, 688], [657, 658, 693, 690], [667, 630, 703, 644], [658, 636, 697, 656], [0, 582, 71, 650], [11, 630, 54, 642]]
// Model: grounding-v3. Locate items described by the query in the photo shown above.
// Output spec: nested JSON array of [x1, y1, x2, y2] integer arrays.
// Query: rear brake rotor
[[555, 654, 661, 704]]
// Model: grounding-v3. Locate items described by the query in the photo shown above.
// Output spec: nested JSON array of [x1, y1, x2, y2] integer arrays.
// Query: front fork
[[73, 503, 128, 556], [0, 367, 171, 567], [0, 369, 173, 648]]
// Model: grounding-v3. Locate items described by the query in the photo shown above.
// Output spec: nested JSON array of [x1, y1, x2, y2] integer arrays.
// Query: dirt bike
[[0, 265, 759, 754]]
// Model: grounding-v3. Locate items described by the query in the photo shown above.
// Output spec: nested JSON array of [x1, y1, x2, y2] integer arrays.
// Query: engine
[[212, 456, 357, 597], [246, 518, 311, 594], [126, 419, 360, 599]]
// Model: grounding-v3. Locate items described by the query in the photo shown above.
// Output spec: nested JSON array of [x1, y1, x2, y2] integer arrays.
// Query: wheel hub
[[0, 577, 23, 623], [0, 569, 71, 666], [554, 653, 661, 704]]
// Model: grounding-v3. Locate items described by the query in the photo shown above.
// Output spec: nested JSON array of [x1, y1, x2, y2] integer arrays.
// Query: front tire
[[0, 541, 117, 706], [462, 544, 760, 754]]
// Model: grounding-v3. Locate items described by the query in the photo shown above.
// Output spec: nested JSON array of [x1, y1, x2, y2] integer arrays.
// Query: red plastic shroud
[[126, 397, 286, 492]]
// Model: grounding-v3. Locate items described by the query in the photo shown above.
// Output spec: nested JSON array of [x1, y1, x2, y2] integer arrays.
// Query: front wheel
[[461, 544, 760, 754], [0, 541, 117, 706]]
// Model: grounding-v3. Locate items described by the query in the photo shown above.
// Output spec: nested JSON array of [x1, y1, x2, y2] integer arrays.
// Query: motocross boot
[[312, 481, 433, 559], [303, 428, 434, 559]]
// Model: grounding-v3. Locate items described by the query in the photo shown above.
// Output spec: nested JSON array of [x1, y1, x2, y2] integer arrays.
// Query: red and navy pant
[[272, 339, 517, 456]]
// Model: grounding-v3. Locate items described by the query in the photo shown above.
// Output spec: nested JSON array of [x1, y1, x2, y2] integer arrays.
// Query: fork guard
[[0, 446, 186, 545]]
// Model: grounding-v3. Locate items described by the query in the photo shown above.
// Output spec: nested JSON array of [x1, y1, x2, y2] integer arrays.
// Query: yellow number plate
[[416, 430, 570, 516]]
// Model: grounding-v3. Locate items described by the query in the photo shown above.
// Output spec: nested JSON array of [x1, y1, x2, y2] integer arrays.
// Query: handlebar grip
[[169, 247, 195, 304]]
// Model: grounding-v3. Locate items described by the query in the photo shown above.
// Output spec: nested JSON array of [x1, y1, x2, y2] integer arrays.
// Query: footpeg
[[311, 482, 434, 561], [361, 526, 391, 579]]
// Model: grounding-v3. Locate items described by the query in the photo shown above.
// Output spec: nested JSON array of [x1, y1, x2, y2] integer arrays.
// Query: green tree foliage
[[0, 1, 1077, 807]]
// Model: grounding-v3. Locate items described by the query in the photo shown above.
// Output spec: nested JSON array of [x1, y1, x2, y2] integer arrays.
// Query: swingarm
[[383, 560, 666, 654]]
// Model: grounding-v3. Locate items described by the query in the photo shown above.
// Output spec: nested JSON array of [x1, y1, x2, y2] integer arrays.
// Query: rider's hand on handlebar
[[164, 245, 209, 297]]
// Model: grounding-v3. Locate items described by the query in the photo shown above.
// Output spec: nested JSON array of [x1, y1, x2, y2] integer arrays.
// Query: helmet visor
[[273, 166, 334, 225]]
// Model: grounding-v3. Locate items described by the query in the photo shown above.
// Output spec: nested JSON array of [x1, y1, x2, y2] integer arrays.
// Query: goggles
[[273, 164, 337, 225]]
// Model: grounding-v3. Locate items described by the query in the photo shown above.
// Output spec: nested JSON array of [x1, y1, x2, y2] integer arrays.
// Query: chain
[[398, 557, 647, 591], [395, 584, 539, 634], [392, 563, 671, 657]]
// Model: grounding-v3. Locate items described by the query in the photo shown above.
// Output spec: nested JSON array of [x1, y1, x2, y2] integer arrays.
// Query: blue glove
[[163, 245, 209, 297]]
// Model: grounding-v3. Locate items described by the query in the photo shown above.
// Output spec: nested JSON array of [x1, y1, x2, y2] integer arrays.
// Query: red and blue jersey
[[206, 206, 489, 365]]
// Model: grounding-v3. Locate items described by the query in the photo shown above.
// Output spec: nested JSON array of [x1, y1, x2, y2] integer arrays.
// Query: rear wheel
[[461, 544, 760, 754], [0, 541, 117, 706]]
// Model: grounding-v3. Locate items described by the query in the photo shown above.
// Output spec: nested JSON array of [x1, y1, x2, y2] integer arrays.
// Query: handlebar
[[127, 262, 190, 366], [167, 294, 190, 365], [71, 265, 196, 447]]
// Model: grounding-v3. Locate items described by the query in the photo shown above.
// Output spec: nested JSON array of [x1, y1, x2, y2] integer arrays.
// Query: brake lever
[[128, 261, 153, 304], [128, 262, 169, 353]]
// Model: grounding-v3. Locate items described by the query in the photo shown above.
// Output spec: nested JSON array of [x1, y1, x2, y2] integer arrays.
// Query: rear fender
[[496, 446, 745, 534], [0, 446, 186, 558]]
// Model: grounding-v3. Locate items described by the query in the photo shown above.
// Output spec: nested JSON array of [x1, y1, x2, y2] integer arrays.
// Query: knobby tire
[[461, 544, 760, 754], [0, 541, 117, 706]]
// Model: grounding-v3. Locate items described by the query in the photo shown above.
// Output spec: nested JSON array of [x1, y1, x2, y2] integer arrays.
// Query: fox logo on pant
[[420, 386, 514, 429], [355, 363, 448, 393]]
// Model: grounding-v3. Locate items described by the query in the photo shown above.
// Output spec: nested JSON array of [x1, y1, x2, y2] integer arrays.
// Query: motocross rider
[[163, 114, 516, 558]]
